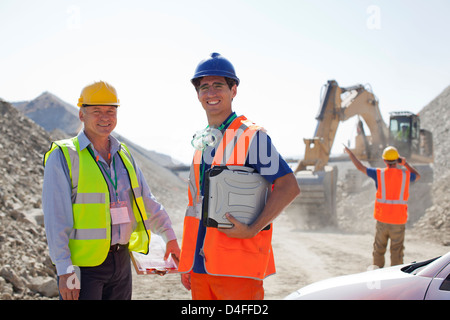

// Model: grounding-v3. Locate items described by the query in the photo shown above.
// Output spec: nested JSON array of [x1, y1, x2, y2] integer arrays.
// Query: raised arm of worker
[[398, 156, 421, 181], [343, 145, 367, 174]]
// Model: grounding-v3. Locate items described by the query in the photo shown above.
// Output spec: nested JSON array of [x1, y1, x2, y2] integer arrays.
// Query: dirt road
[[131, 212, 449, 300]]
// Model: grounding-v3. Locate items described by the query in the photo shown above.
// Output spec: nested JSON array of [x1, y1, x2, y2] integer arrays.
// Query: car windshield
[[401, 257, 440, 275]]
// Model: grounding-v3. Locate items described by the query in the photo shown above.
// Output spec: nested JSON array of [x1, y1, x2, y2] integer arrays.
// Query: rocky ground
[[0, 100, 58, 299], [412, 85, 450, 245]]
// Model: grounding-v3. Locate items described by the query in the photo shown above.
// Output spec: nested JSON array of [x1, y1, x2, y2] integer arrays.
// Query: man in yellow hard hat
[[42, 80, 180, 300], [344, 145, 420, 268]]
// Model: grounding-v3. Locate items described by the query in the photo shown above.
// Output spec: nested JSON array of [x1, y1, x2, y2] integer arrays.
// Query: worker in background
[[42, 81, 180, 300], [178, 52, 300, 300], [396, 124, 410, 142], [344, 145, 420, 268]]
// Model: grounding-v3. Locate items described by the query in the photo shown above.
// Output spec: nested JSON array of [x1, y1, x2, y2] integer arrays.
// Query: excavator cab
[[389, 112, 418, 159], [389, 112, 433, 162]]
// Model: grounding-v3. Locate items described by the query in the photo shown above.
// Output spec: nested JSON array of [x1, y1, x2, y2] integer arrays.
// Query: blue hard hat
[[191, 52, 240, 86]]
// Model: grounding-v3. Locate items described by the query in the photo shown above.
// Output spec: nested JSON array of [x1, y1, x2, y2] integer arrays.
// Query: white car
[[285, 251, 450, 300]]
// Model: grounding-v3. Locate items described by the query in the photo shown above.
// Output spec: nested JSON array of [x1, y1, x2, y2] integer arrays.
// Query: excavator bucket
[[286, 165, 338, 229]]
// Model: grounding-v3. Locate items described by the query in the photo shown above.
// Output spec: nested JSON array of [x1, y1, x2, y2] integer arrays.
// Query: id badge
[[110, 201, 131, 225]]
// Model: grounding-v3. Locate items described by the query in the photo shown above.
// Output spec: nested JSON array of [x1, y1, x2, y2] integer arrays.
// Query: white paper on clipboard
[[130, 234, 178, 275]]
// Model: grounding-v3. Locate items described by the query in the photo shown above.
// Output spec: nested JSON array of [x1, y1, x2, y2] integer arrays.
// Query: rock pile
[[411, 85, 450, 244], [0, 100, 58, 299], [419, 85, 450, 180]]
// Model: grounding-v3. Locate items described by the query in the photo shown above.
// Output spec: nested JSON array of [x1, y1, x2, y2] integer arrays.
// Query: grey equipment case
[[203, 165, 271, 229]]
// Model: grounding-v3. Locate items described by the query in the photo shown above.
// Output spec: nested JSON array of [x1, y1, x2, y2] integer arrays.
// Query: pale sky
[[1, 0, 449, 164]]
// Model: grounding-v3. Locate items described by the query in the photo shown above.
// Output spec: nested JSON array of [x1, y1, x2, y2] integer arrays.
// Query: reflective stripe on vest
[[374, 168, 410, 224], [377, 169, 408, 205], [179, 115, 275, 280], [44, 137, 150, 267]]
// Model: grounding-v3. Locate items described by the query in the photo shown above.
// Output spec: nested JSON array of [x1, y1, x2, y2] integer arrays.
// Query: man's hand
[[181, 273, 191, 291], [218, 213, 256, 239], [152, 240, 182, 277], [343, 144, 367, 173], [58, 272, 80, 300], [343, 144, 351, 155], [164, 239, 181, 264]]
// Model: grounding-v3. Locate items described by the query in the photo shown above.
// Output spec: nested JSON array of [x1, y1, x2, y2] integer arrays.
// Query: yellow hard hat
[[77, 81, 120, 107], [382, 146, 400, 161]]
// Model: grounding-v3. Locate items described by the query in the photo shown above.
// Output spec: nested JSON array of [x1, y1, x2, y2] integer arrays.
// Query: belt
[[109, 243, 128, 252]]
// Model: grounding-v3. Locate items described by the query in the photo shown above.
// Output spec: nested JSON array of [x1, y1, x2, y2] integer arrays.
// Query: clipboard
[[130, 234, 179, 275]]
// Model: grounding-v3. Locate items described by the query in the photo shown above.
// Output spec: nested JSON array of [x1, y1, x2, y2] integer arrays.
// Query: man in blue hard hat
[[178, 53, 300, 300], [191, 53, 240, 127]]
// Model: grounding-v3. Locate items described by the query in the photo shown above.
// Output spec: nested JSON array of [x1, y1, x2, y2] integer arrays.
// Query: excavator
[[289, 80, 434, 228]]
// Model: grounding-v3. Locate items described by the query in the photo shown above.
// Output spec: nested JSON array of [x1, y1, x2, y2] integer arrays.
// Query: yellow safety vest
[[44, 137, 150, 267]]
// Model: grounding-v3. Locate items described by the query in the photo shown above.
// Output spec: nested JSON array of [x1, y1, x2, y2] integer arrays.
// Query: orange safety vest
[[178, 115, 275, 280], [374, 167, 410, 225]]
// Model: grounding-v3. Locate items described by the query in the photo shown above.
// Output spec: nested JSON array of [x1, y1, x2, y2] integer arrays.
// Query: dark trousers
[[58, 244, 132, 300]]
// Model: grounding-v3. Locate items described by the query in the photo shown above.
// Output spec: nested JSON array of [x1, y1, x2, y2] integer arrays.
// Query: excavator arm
[[289, 80, 389, 229], [340, 85, 388, 161], [295, 80, 388, 172]]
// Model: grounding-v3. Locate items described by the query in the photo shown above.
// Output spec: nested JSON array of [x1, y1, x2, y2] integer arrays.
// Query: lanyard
[[200, 113, 237, 191], [87, 146, 119, 200], [100, 156, 118, 199], [209, 112, 237, 131]]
